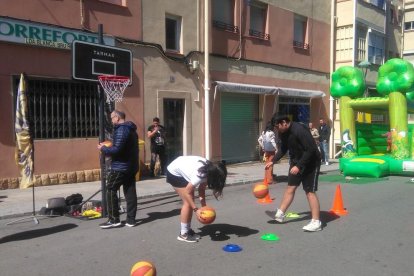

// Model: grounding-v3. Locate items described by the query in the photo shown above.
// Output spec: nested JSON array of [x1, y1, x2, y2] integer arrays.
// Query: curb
[[0, 167, 340, 221], [0, 178, 265, 221]]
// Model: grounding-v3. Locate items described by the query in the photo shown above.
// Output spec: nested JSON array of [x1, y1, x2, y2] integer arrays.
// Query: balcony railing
[[212, 20, 239, 33], [293, 40, 310, 50], [249, 29, 270, 40]]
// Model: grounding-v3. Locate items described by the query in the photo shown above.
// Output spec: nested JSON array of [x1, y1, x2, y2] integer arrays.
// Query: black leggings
[[106, 170, 137, 223]]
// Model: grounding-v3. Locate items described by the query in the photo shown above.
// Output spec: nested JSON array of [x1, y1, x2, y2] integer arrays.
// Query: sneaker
[[302, 219, 322, 232], [187, 229, 201, 240], [274, 209, 285, 223], [177, 233, 198, 243], [125, 221, 138, 227], [99, 219, 121, 229], [325, 162, 329, 166]]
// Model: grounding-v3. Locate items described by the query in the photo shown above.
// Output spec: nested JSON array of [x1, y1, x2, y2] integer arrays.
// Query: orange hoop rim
[[98, 75, 130, 82]]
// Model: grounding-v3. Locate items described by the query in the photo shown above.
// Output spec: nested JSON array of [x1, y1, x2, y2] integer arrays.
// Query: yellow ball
[[130, 261, 156, 276]]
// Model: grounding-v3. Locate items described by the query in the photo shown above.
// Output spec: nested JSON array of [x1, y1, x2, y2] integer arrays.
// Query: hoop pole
[[98, 85, 107, 218], [97, 24, 108, 218]]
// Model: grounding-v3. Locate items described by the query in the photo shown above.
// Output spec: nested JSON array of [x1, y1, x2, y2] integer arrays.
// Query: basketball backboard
[[72, 41, 132, 83]]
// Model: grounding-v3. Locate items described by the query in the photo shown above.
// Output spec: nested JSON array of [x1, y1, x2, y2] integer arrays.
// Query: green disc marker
[[261, 233, 280, 241], [286, 212, 300, 218]]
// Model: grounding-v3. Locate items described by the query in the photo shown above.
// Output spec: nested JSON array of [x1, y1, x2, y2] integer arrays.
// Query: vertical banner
[[15, 74, 34, 189]]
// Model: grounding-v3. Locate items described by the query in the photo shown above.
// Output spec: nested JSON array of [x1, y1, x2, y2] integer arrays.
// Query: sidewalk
[[0, 161, 339, 220]]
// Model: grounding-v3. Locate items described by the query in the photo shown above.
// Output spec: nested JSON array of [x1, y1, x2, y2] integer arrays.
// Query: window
[[249, 1, 269, 40], [356, 27, 367, 62], [293, 14, 308, 49], [213, 0, 233, 25], [19, 78, 100, 139], [212, 0, 238, 33], [368, 32, 384, 65], [369, 0, 385, 10], [336, 26, 353, 61], [405, 21, 414, 30], [165, 14, 182, 52]]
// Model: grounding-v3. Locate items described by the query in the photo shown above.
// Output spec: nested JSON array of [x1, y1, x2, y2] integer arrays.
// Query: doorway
[[163, 98, 185, 164]]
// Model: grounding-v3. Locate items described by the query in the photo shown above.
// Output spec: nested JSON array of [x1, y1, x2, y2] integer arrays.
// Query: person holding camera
[[147, 117, 167, 177]]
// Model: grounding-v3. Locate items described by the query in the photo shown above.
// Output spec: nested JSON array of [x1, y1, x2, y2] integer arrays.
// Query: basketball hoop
[[98, 75, 130, 103]]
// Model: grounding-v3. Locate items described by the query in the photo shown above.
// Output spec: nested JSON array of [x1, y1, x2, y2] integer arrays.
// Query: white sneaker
[[325, 162, 329, 166], [302, 219, 322, 232], [274, 209, 285, 223]]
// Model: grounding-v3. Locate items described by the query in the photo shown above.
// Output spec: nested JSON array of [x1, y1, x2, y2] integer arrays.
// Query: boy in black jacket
[[266, 115, 322, 232]]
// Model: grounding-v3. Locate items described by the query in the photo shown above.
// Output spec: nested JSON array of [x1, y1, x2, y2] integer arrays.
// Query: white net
[[98, 75, 130, 103]]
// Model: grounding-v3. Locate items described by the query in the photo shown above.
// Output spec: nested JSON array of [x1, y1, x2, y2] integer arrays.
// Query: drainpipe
[[401, 1, 405, 58], [204, 0, 211, 159], [329, 0, 336, 159]]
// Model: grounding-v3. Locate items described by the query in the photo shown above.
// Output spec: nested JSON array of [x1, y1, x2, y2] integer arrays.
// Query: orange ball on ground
[[253, 183, 269, 199], [130, 261, 156, 276]]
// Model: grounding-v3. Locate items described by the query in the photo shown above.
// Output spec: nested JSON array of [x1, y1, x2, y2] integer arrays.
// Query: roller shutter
[[220, 92, 259, 163]]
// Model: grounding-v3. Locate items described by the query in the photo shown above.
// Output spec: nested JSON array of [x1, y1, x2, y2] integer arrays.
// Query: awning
[[277, 87, 325, 98], [214, 81, 325, 98]]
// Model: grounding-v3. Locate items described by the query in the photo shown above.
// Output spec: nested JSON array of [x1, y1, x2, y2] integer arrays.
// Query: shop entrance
[[278, 97, 310, 124]]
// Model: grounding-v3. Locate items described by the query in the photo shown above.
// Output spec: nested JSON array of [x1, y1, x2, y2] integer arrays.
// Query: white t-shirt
[[167, 156, 207, 187], [258, 130, 277, 152]]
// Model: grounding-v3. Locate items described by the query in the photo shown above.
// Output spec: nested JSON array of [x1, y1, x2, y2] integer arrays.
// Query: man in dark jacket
[[266, 115, 322, 232], [319, 118, 331, 165], [98, 110, 138, 228]]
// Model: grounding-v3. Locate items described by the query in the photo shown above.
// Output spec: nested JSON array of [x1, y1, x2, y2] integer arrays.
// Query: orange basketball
[[130, 261, 156, 276], [197, 206, 216, 224], [101, 140, 113, 147], [253, 183, 269, 199]]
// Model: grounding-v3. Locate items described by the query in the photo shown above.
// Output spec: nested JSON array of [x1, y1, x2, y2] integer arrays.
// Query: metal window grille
[[212, 20, 239, 33], [17, 77, 100, 139], [249, 29, 270, 40], [293, 40, 310, 50]]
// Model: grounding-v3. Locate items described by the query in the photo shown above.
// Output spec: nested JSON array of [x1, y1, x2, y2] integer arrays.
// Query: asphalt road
[[1, 172, 413, 276]]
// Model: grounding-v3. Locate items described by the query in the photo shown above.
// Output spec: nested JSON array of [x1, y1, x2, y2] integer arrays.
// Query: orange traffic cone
[[329, 184, 348, 215], [257, 178, 273, 204]]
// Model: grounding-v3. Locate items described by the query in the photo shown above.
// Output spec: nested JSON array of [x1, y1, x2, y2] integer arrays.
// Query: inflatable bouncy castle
[[331, 58, 414, 178]]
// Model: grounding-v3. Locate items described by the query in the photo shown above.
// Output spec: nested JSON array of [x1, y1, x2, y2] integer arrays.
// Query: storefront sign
[[0, 17, 115, 50]]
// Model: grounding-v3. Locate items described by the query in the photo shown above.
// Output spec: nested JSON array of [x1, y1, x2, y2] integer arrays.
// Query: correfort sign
[[0, 17, 115, 50]]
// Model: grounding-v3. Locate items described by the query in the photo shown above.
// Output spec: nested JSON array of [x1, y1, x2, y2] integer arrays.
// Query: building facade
[[0, 0, 143, 188], [333, 0, 403, 156], [0, 0, 332, 189]]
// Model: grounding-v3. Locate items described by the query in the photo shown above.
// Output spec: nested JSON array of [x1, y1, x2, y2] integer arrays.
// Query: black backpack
[[65, 193, 83, 206]]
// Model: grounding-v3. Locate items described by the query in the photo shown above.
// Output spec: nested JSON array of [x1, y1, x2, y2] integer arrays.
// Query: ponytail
[[198, 160, 227, 199]]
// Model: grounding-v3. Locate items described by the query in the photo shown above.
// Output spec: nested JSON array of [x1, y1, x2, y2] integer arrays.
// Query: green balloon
[[377, 58, 414, 95], [330, 66, 365, 99]]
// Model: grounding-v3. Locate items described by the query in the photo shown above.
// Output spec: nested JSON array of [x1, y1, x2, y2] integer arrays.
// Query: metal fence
[[20, 78, 99, 139]]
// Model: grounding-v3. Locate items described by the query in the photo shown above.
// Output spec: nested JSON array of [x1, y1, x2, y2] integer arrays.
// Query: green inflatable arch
[[332, 59, 414, 178]]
